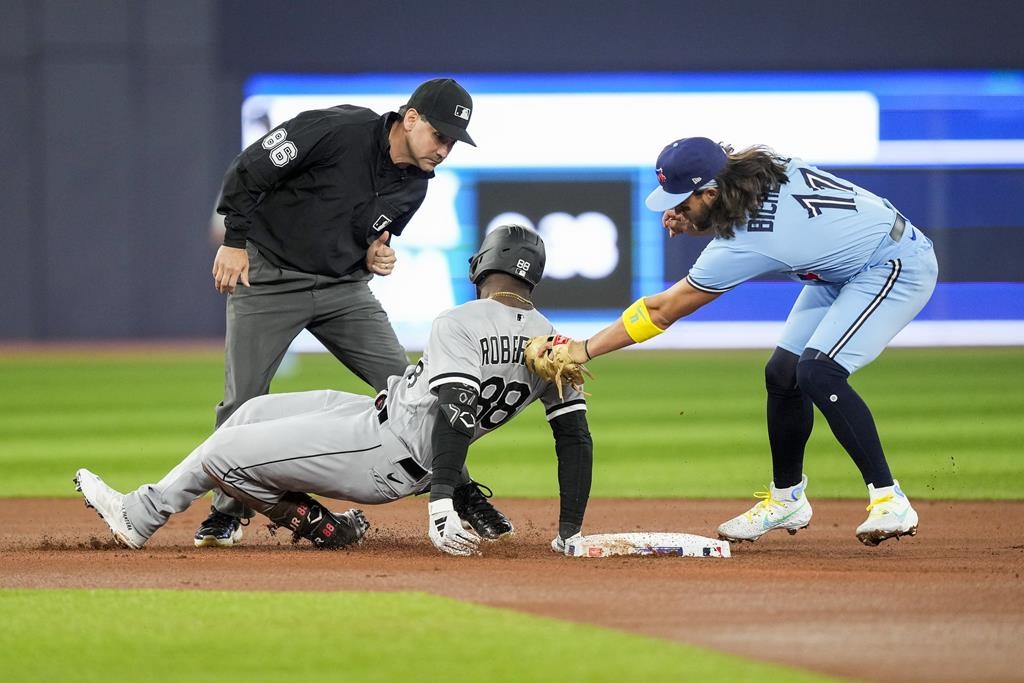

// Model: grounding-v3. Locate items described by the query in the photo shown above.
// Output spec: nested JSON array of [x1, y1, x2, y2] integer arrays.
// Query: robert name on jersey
[[479, 335, 530, 366]]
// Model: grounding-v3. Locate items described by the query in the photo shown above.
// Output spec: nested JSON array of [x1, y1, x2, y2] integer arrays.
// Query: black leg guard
[[796, 349, 894, 487], [265, 492, 368, 549], [765, 348, 813, 488]]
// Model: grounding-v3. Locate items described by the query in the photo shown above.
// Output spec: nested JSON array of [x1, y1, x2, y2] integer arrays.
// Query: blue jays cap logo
[[645, 137, 729, 212]]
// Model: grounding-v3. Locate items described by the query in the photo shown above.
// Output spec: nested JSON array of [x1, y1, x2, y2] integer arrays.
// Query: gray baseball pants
[[122, 389, 430, 540], [211, 242, 410, 517]]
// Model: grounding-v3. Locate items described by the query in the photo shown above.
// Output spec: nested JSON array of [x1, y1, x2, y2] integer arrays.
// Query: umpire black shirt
[[217, 106, 433, 279]]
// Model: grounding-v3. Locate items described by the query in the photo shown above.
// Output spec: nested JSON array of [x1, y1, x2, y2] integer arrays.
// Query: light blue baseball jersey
[[686, 158, 926, 292]]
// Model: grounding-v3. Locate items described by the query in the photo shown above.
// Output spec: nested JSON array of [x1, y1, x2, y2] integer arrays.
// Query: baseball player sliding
[[75, 225, 593, 556]]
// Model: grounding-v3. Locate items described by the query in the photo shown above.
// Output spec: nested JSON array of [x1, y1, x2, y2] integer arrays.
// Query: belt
[[397, 457, 429, 480], [372, 390, 427, 480], [889, 214, 907, 241]]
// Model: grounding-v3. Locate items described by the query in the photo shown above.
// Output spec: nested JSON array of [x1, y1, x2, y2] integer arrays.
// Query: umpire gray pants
[[211, 242, 409, 517]]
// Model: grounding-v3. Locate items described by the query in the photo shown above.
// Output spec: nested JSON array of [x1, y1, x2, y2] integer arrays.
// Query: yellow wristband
[[621, 298, 665, 343]]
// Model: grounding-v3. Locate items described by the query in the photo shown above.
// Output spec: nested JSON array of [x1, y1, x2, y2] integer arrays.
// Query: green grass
[[3, 349, 1017, 682], [0, 589, 838, 683], [1, 347, 1021, 500]]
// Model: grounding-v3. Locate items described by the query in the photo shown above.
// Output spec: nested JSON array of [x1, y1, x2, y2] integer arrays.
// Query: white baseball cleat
[[74, 468, 147, 549], [717, 474, 812, 542], [856, 480, 918, 546]]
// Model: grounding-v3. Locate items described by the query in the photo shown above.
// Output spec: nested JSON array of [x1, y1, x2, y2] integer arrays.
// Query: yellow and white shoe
[[856, 481, 918, 546], [717, 474, 812, 542]]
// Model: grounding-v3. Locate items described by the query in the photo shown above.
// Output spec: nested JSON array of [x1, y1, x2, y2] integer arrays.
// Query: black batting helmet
[[468, 224, 546, 289]]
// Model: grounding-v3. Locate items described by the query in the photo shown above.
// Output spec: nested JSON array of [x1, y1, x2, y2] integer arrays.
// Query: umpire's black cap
[[406, 78, 476, 146]]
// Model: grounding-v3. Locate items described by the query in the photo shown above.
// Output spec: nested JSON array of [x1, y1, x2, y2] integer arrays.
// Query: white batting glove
[[550, 532, 582, 556], [428, 499, 481, 556]]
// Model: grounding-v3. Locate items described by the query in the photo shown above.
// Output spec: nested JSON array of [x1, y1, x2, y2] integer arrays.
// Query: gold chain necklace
[[488, 291, 533, 307]]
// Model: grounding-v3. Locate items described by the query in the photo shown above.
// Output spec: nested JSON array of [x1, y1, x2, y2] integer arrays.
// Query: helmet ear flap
[[467, 250, 485, 284]]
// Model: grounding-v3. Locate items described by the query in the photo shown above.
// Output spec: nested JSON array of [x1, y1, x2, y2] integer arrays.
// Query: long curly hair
[[703, 145, 789, 239]]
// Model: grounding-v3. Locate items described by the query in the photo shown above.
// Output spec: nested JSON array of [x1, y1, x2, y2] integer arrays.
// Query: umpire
[[197, 78, 479, 546]]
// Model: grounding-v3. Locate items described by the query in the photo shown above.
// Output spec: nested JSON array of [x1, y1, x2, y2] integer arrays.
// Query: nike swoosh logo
[[883, 506, 910, 521], [386, 473, 402, 485], [910, 228, 917, 241], [763, 501, 807, 529]]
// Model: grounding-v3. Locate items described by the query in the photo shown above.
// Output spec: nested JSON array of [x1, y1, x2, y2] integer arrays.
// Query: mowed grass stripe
[[1, 348, 1021, 500], [0, 589, 838, 683]]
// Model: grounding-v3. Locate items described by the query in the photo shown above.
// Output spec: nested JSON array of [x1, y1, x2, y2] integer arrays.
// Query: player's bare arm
[[522, 281, 719, 393], [646, 279, 721, 329], [212, 245, 250, 294], [563, 280, 720, 362]]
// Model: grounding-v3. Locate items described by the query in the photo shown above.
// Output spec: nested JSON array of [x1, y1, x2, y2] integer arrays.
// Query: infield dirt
[[2, 498, 1022, 682]]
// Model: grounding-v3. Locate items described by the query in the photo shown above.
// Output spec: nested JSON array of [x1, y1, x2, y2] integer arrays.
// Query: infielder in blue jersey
[[540, 137, 937, 546]]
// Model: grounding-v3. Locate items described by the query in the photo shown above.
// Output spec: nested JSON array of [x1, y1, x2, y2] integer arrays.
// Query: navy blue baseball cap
[[645, 137, 728, 211]]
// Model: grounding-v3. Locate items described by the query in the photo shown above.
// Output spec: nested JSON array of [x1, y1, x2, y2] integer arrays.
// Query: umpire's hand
[[366, 231, 397, 276], [212, 245, 250, 294]]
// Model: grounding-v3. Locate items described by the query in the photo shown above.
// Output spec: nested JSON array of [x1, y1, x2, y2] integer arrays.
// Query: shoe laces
[[865, 493, 895, 515], [454, 481, 502, 523], [744, 488, 784, 521], [202, 509, 238, 529]]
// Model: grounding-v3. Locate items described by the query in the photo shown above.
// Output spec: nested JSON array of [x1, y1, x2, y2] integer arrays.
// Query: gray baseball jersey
[[122, 299, 585, 540], [382, 298, 588, 472]]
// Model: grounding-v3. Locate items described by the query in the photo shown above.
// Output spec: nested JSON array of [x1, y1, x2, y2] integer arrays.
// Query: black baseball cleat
[[262, 493, 370, 549], [194, 507, 245, 547], [453, 480, 514, 540]]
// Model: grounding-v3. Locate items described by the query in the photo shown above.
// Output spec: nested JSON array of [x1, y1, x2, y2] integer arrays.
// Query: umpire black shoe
[[194, 507, 244, 547], [452, 481, 514, 540]]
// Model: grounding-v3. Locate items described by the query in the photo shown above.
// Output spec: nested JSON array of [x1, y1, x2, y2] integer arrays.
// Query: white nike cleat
[[717, 474, 812, 542], [856, 480, 918, 546], [74, 468, 147, 549]]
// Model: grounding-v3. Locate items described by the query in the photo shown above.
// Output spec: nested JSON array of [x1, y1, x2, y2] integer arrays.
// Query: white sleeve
[[425, 312, 482, 393]]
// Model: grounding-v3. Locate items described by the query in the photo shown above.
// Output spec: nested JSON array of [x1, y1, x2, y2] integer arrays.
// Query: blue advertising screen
[[243, 71, 1024, 349]]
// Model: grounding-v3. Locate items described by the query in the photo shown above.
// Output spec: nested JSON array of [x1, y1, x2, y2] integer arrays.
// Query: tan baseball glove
[[523, 335, 592, 399]]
